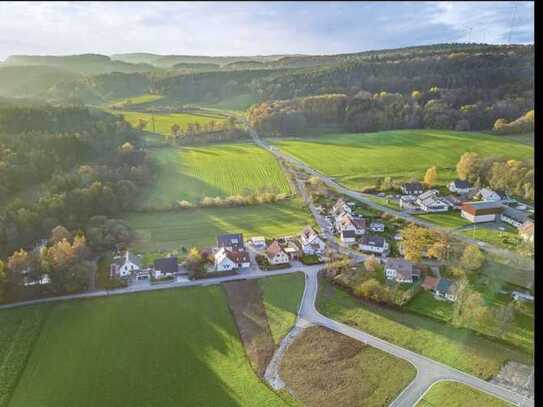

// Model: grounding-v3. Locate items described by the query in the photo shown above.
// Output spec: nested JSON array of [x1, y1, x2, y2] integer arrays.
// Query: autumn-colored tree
[[456, 152, 481, 182], [120, 142, 134, 153], [400, 223, 434, 262], [354, 278, 390, 303], [452, 279, 488, 329], [7, 249, 31, 273], [423, 166, 437, 187], [411, 90, 422, 100], [460, 244, 485, 272], [50, 225, 72, 244], [185, 247, 205, 277], [364, 255, 380, 272], [137, 118, 148, 131]]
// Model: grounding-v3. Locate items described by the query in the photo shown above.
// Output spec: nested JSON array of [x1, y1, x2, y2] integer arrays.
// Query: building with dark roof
[[153, 257, 178, 277], [400, 182, 424, 195], [461, 201, 503, 223], [217, 233, 244, 250]]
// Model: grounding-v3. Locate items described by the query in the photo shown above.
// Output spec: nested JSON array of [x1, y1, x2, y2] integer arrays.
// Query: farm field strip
[[270, 129, 533, 190]]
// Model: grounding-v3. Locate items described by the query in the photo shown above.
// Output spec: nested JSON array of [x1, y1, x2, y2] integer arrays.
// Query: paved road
[[298, 270, 534, 407], [248, 127, 533, 272]]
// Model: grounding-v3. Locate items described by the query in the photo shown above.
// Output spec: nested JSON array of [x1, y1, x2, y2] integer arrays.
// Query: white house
[[369, 222, 385, 232], [266, 241, 290, 265], [384, 258, 420, 283], [434, 278, 458, 302], [477, 188, 502, 202], [500, 207, 531, 228], [360, 236, 389, 255], [399, 195, 418, 210], [340, 229, 356, 243], [251, 236, 266, 249], [331, 198, 352, 217], [416, 190, 448, 212], [448, 179, 472, 194], [336, 214, 366, 235], [23, 273, 51, 287], [400, 182, 424, 195], [111, 251, 142, 278], [214, 248, 238, 272], [299, 226, 326, 255], [512, 291, 534, 302]]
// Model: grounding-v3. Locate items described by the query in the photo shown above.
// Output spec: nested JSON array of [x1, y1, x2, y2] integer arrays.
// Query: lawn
[[365, 195, 401, 210], [124, 198, 315, 252], [196, 94, 259, 112], [416, 381, 513, 407], [258, 273, 305, 344], [406, 291, 453, 323], [416, 211, 471, 228], [460, 225, 523, 251], [280, 326, 416, 407], [271, 129, 533, 190], [317, 277, 532, 379], [105, 94, 164, 109], [114, 109, 227, 137], [7, 287, 289, 407], [143, 143, 291, 208]]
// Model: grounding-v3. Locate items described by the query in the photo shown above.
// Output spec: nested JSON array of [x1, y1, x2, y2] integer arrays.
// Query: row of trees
[[177, 192, 290, 209], [456, 152, 534, 202]]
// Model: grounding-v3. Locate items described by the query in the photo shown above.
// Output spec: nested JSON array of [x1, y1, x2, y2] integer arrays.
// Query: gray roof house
[[154, 257, 178, 275], [401, 182, 424, 195], [217, 233, 245, 249], [501, 207, 532, 228]]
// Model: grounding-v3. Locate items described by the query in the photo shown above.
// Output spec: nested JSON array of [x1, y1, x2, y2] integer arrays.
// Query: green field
[[5, 287, 289, 407], [317, 277, 531, 379], [144, 143, 291, 208], [271, 129, 533, 190], [125, 198, 315, 252], [196, 94, 259, 112], [259, 273, 305, 344], [416, 212, 471, 228], [416, 381, 513, 407], [115, 110, 227, 136], [105, 94, 164, 108], [461, 225, 523, 251]]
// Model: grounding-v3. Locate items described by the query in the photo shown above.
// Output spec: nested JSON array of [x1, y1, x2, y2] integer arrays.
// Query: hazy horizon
[[0, 1, 534, 60]]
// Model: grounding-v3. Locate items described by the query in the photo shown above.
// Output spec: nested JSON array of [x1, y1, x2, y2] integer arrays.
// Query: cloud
[[0, 1, 534, 60]]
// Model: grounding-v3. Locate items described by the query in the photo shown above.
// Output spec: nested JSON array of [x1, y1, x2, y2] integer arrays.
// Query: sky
[[0, 1, 534, 60]]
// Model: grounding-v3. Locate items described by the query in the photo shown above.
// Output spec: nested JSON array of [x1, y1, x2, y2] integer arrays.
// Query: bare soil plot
[[224, 280, 276, 377]]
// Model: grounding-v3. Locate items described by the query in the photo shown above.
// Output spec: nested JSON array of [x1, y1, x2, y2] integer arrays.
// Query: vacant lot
[[7, 288, 288, 407], [271, 129, 533, 190], [416, 212, 471, 228], [258, 273, 305, 344], [224, 280, 276, 377], [144, 143, 291, 208], [461, 225, 522, 251], [115, 109, 227, 136], [281, 326, 416, 407], [416, 381, 513, 407], [317, 277, 531, 379], [125, 198, 315, 252]]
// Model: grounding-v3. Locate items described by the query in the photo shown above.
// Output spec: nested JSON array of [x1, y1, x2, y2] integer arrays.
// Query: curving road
[[298, 270, 534, 407]]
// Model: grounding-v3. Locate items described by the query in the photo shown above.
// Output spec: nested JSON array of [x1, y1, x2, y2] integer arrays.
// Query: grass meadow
[[317, 276, 532, 379], [5, 287, 289, 407], [416, 381, 513, 407], [271, 129, 533, 190], [144, 143, 291, 208], [125, 198, 315, 252]]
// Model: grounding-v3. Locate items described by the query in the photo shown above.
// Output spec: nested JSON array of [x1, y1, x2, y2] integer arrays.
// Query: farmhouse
[[369, 222, 385, 232], [434, 278, 458, 302], [153, 257, 178, 279], [401, 182, 424, 195], [476, 188, 502, 202], [461, 201, 503, 223], [501, 207, 532, 228], [265, 240, 290, 265], [217, 233, 245, 250], [448, 179, 472, 194], [299, 226, 326, 255], [340, 229, 356, 243], [110, 251, 142, 278], [384, 258, 420, 283], [360, 236, 389, 255], [518, 220, 534, 243], [214, 247, 250, 271], [416, 190, 449, 212]]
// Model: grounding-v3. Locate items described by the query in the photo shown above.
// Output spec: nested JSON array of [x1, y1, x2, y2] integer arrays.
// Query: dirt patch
[[280, 326, 416, 407], [223, 279, 276, 377], [491, 361, 534, 398]]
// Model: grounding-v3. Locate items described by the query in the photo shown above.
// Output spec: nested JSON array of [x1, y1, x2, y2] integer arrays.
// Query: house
[[217, 233, 245, 250], [501, 207, 532, 228], [399, 195, 418, 210], [110, 251, 142, 278], [518, 221, 534, 243], [416, 190, 448, 212], [434, 278, 458, 302], [512, 291, 534, 303], [214, 247, 251, 272], [421, 276, 439, 291], [332, 198, 352, 217], [359, 235, 389, 255], [384, 258, 420, 283], [336, 214, 366, 235], [266, 241, 290, 265], [283, 242, 300, 261], [299, 226, 326, 255], [448, 179, 472, 194], [340, 229, 356, 243], [153, 257, 178, 279], [369, 222, 385, 232], [476, 188, 502, 202], [400, 182, 424, 195], [441, 194, 466, 210], [23, 273, 51, 287], [461, 201, 503, 223], [251, 236, 266, 249], [394, 233, 403, 241]]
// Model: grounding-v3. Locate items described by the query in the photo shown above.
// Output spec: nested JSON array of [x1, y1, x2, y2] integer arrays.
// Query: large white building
[[461, 201, 503, 223]]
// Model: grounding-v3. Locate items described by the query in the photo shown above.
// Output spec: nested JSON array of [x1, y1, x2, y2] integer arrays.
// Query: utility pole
[[152, 113, 156, 134]]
